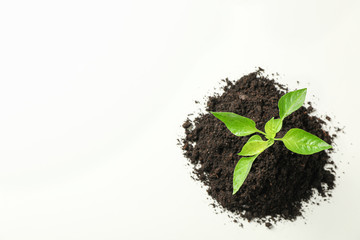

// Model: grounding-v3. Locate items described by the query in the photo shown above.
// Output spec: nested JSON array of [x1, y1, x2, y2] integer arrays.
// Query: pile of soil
[[180, 70, 337, 228]]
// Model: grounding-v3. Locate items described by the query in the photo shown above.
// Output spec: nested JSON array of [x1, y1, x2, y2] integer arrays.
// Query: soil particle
[[182, 119, 192, 129], [180, 70, 337, 226], [265, 222, 273, 229]]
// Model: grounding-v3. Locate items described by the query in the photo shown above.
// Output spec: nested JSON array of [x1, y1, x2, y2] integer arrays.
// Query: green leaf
[[238, 138, 273, 156], [211, 112, 260, 136], [278, 88, 307, 119], [248, 135, 262, 142], [233, 135, 262, 194], [233, 155, 257, 194], [264, 117, 283, 139], [282, 128, 332, 155]]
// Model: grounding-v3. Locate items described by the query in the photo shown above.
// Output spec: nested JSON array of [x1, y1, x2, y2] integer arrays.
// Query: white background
[[0, 0, 359, 239]]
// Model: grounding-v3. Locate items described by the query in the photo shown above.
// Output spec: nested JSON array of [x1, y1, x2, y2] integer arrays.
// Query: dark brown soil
[[180, 70, 337, 228]]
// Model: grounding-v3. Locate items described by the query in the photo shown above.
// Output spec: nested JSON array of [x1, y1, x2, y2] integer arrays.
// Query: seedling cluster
[[211, 88, 332, 195]]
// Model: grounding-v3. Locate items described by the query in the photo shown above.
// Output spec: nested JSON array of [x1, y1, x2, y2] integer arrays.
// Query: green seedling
[[211, 88, 332, 195]]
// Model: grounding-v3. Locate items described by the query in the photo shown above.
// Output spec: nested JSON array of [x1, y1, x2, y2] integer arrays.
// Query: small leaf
[[264, 117, 283, 139], [238, 139, 273, 156], [282, 128, 332, 155], [278, 88, 307, 119], [211, 112, 259, 136], [248, 134, 262, 142], [233, 155, 257, 194]]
